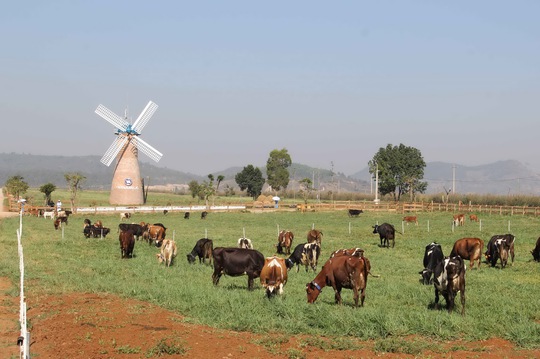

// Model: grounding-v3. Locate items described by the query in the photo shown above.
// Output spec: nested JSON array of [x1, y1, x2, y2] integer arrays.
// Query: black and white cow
[[419, 242, 444, 285], [372, 223, 396, 248], [285, 242, 320, 272], [433, 255, 466, 315], [485, 234, 515, 268]]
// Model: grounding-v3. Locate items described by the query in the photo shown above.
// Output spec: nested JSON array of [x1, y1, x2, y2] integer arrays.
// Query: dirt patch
[[1, 277, 539, 358]]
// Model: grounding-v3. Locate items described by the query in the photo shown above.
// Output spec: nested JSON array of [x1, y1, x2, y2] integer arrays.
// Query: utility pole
[[452, 164, 456, 194], [374, 162, 380, 204]]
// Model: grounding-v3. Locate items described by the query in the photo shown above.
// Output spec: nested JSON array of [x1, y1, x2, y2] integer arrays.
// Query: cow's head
[[419, 268, 433, 285], [372, 225, 379, 234], [285, 258, 294, 269], [187, 253, 196, 264], [306, 281, 322, 303], [155, 238, 164, 248]]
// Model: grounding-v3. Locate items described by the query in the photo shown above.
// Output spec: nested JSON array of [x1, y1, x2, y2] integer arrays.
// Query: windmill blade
[[95, 104, 129, 131], [131, 136, 163, 163], [101, 136, 128, 166], [132, 101, 158, 134]]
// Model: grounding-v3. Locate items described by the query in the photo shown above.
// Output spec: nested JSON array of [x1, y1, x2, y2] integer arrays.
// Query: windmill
[[95, 101, 163, 205]]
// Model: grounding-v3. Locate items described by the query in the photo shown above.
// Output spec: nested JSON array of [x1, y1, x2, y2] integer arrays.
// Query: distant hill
[[1, 153, 538, 195], [351, 160, 540, 195]]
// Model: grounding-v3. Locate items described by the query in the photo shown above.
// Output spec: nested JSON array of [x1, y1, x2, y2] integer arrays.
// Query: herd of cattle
[[46, 209, 540, 312]]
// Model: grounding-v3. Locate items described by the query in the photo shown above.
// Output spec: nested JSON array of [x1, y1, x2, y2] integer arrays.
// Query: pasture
[[1, 209, 540, 351]]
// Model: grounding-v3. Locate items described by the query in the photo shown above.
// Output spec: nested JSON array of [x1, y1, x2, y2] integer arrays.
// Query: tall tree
[[266, 148, 292, 192], [368, 143, 427, 201], [64, 173, 86, 212], [4, 175, 29, 199], [235, 165, 265, 199], [216, 175, 225, 192], [39, 182, 56, 206], [299, 178, 313, 204], [188, 180, 201, 200]]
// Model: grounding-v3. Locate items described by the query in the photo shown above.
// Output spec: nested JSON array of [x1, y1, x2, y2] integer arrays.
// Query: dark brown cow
[[54, 216, 68, 230], [119, 230, 135, 259], [306, 255, 370, 307], [450, 237, 484, 270], [187, 238, 214, 265], [348, 209, 363, 217], [276, 230, 294, 255], [307, 229, 323, 246], [260, 256, 288, 297], [212, 247, 265, 290], [531, 237, 540, 262], [485, 234, 515, 268]]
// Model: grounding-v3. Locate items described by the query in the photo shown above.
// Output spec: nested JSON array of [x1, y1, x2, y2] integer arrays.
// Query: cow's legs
[[247, 274, 255, 290], [434, 288, 440, 310], [459, 288, 466, 316], [334, 288, 342, 305], [212, 269, 222, 286]]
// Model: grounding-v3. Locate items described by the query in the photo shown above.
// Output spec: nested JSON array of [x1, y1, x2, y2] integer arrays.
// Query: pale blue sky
[[1, 1, 539, 176]]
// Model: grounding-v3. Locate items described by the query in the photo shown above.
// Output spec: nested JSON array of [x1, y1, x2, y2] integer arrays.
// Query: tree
[[299, 178, 313, 204], [368, 143, 427, 201], [235, 165, 265, 199], [4, 175, 29, 199], [64, 173, 86, 213], [200, 174, 216, 208], [188, 180, 202, 199], [266, 148, 292, 192], [216, 175, 225, 192], [39, 183, 56, 206]]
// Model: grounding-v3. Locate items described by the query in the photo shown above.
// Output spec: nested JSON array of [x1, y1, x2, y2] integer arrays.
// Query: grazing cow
[[119, 230, 135, 259], [83, 225, 111, 238], [531, 237, 540, 262], [306, 255, 370, 307], [187, 238, 214, 265], [83, 218, 92, 228], [43, 210, 55, 219], [450, 237, 484, 270], [260, 256, 288, 297], [403, 216, 418, 225], [212, 247, 265, 290], [348, 209, 363, 217], [452, 214, 465, 227], [372, 223, 396, 248], [330, 247, 365, 258], [54, 216, 68, 230], [307, 229, 323, 246], [276, 230, 294, 255], [156, 239, 177, 267], [433, 256, 466, 315], [163, 209, 168, 215], [118, 223, 145, 241], [469, 214, 479, 222], [56, 210, 71, 218], [146, 224, 167, 247], [120, 212, 132, 221], [238, 237, 253, 249], [201, 211, 208, 219], [485, 234, 515, 268], [184, 211, 190, 219], [285, 242, 321, 272], [419, 242, 444, 285]]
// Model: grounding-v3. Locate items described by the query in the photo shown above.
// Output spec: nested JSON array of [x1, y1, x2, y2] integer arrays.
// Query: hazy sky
[[1, 1, 539, 176]]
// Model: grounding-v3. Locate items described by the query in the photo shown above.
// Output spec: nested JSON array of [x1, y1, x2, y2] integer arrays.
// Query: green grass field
[[1, 209, 540, 349]]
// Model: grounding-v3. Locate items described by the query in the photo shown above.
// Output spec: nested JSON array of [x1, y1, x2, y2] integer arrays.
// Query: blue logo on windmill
[[124, 178, 133, 186]]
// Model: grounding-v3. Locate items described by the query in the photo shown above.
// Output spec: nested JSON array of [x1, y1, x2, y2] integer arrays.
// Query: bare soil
[[1, 277, 539, 359]]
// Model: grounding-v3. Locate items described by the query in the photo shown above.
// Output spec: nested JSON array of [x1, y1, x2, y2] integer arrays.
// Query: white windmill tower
[[95, 101, 163, 205]]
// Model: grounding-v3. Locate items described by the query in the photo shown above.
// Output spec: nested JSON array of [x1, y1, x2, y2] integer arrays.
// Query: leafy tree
[[299, 178, 313, 204], [235, 165, 265, 199], [200, 174, 216, 208], [64, 173, 86, 212], [188, 180, 201, 199], [4, 175, 29, 199], [216, 175, 225, 192], [266, 148, 292, 192], [368, 143, 427, 201], [40, 183, 56, 206]]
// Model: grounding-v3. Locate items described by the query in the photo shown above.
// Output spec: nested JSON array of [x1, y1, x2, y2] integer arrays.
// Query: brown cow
[[54, 216, 68, 230], [307, 229, 323, 246], [452, 214, 465, 227], [119, 230, 135, 259], [469, 214, 479, 222], [306, 254, 370, 307], [450, 237, 484, 270], [277, 230, 294, 255], [403, 216, 418, 225], [144, 224, 166, 246], [260, 256, 288, 297], [531, 237, 540, 262]]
